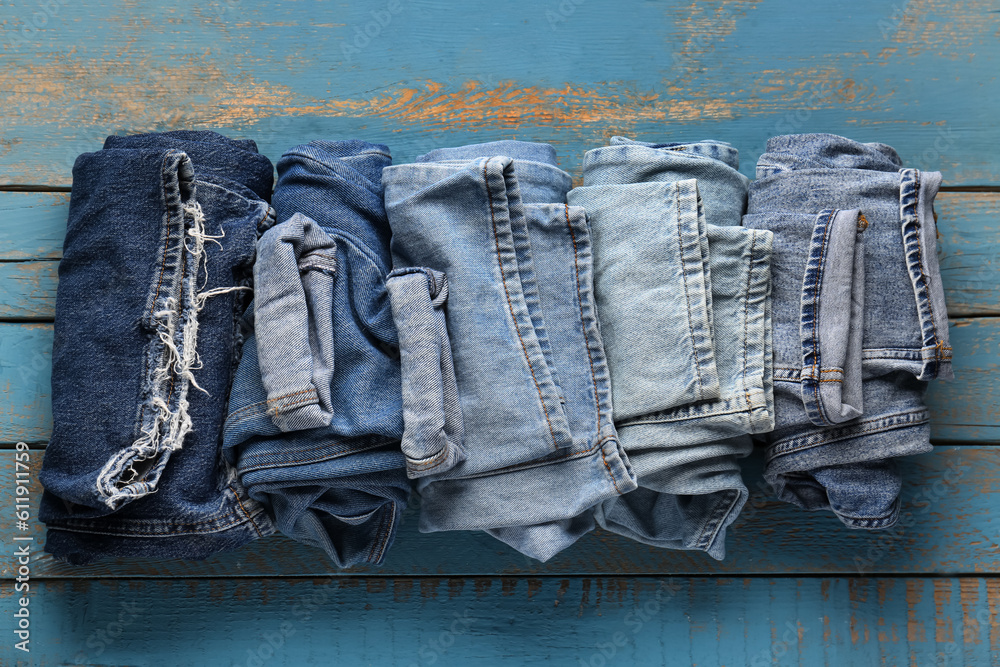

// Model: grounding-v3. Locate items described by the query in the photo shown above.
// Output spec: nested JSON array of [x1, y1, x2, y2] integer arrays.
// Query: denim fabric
[[39, 131, 275, 564], [222, 141, 410, 567], [383, 141, 635, 561], [743, 133, 952, 528], [567, 137, 773, 559]]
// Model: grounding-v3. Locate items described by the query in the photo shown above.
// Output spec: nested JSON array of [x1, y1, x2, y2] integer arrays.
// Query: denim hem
[[234, 435, 401, 474], [764, 408, 930, 463], [416, 435, 634, 531], [617, 388, 772, 433], [832, 498, 901, 530], [595, 464, 749, 560], [798, 208, 865, 426], [95, 151, 215, 511], [674, 179, 721, 401], [42, 483, 274, 539], [899, 168, 953, 381], [42, 515, 272, 565], [739, 226, 775, 433], [481, 156, 575, 450]]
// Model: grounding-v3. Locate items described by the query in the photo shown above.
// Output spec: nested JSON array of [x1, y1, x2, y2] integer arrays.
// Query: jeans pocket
[[387, 267, 465, 478], [253, 213, 338, 431], [744, 209, 866, 426]]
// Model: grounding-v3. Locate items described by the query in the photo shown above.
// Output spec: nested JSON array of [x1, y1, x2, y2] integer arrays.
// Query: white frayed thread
[[99, 200, 245, 506]]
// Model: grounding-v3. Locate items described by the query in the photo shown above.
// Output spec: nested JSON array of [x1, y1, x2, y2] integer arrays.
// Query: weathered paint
[[2, 1, 999, 665], [1, 577, 997, 666], [1, 0, 999, 185], [0, 260, 57, 320], [2, 444, 998, 579], [2, 190, 996, 319]]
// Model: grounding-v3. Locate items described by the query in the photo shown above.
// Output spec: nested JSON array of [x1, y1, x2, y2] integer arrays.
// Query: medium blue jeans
[[223, 141, 410, 567], [743, 133, 952, 528], [568, 137, 773, 559], [383, 141, 635, 561], [39, 131, 276, 564]]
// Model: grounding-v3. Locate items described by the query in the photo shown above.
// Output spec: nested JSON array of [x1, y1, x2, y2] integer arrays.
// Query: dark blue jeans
[[40, 131, 276, 564]]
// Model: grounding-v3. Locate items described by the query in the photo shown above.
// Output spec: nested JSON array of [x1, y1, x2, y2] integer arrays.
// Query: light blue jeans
[[743, 133, 952, 528], [567, 137, 773, 560], [383, 141, 635, 561]]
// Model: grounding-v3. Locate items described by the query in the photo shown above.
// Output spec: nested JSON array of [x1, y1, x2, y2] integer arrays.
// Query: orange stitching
[[810, 211, 834, 424], [600, 446, 622, 495], [740, 231, 757, 411], [229, 484, 264, 538], [483, 160, 559, 448], [909, 171, 945, 368], [565, 204, 601, 431], [266, 387, 316, 404]]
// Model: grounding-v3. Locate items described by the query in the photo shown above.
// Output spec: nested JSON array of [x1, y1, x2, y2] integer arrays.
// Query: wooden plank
[[926, 318, 1000, 442], [0, 192, 68, 260], [3, 444, 998, 578], [3, 577, 998, 666], [9, 319, 998, 446], [0, 261, 57, 320], [936, 192, 1000, 317], [1, 191, 998, 320], [0, 1, 998, 186], [0, 324, 51, 444]]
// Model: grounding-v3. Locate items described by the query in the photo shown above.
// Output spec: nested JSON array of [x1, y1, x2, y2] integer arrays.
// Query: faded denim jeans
[[383, 141, 635, 561], [39, 131, 276, 564], [223, 141, 410, 567], [567, 137, 773, 560], [743, 133, 952, 528]]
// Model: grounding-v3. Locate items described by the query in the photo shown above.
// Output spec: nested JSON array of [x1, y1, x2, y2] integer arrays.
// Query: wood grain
[[6, 577, 999, 666], [4, 444, 998, 578], [0, 0, 997, 186]]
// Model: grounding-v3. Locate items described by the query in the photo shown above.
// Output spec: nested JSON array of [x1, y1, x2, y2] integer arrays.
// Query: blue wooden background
[[1, 1, 999, 665]]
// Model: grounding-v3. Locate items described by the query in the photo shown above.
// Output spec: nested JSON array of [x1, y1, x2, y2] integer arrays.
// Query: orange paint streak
[[906, 580, 926, 643], [933, 579, 955, 643]]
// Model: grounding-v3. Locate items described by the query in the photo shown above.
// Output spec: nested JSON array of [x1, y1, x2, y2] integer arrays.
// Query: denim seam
[[96, 151, 227, 510], [366, 502, 393, 564], [673, 181, 708, 398], [483, 158, 561, 450], [439, 434, 619, 482], [765, 408, 929, 462], [237, 437, 398, 473], [228, 483, 265, 538], [694, 488, 743, 552], [800, 209, 835, 426], [740, 230, 759, 412], [617, 390, 768, 426], [43, 502, 269, 535], [566, 204, 602, 432], [899, 168, 950, 379]]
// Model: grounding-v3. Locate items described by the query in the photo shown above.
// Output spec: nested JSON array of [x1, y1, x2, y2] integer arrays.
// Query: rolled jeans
[[567, 137, 773, 560], [742, 133, 952, 528], [383, 141, 635, 562], [223, 141, 410, 567], [39, 131, 276, 564]]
